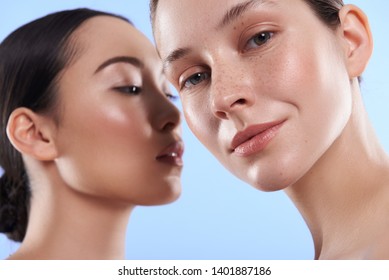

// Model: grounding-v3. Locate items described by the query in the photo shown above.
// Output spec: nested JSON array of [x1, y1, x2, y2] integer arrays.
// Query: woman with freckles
[[151, 0, 389, 259], [0, 8, 184, 259]]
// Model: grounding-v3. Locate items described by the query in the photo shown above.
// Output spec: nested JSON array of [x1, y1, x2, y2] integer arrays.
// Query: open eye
[[115, 85, 142, 95], [244, 31, 274, 51], [182, 72, 210, 90]]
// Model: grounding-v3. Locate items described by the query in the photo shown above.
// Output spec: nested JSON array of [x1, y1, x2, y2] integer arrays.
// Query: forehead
[[154, 0, 292, 50], [155, 0, 281, 32], [156, 0, 280, 20], [154, 0, 323, 59], [70, 16, 160, 69]]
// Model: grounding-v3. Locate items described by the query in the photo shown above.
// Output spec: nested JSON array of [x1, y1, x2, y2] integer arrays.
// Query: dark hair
[[0, 8, 130, 242], [304, 0, 344, 28], [150, 0, 344, 30]]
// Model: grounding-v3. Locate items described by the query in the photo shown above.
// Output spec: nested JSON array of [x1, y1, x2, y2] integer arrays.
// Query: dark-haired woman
[[0, 8, 184, 259], [151, 0, 389, 259]]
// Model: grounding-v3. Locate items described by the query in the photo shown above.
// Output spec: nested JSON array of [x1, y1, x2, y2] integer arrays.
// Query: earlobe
[[6, 108, 58, 161], [338, 4, 373, 78]]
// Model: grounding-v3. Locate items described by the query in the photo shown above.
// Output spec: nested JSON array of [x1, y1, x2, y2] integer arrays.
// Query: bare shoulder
[[364, 217, 389, 259], [367, 238, 389, 259]]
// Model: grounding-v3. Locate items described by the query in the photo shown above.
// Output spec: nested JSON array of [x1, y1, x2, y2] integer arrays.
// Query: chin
[[248, 178, 291, 192], [140, 182, 182, 206], [241, 164, 300, 192]]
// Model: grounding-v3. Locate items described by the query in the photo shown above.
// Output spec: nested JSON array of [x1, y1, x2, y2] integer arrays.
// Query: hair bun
[[0, 172, 29, 242], [0, 174, 17, 231]]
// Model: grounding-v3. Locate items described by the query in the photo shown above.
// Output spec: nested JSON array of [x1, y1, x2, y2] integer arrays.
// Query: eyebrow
[[218, 0, 273, 29], [163, 0, 272, 69], [94, 56, 144, 74], [162, 47, 191, 70]]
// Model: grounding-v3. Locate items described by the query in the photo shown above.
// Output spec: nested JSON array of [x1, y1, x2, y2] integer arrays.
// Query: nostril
[[162, 121, 176, 132], [233, 98, 246, 106], [213, 98, 247, 120], [215, 111, 228, 120]]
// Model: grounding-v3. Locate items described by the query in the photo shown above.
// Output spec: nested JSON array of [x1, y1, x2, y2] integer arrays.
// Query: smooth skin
[[154, 0, 389, 259], [6, 16, 183, 259]]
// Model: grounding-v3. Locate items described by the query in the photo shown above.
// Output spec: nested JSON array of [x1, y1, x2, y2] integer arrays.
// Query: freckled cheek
[[245, 44, 320, 106], [268, 44, 346, 118], [247, 46, 316, 104], [255, 44, 349, 148]]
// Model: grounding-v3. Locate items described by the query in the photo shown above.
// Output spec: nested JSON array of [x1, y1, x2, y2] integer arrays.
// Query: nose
[[210, 63, 255, 120], [153, 91, 181, 133]]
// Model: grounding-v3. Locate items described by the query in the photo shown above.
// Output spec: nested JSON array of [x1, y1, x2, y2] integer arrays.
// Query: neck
[[12, 170, 133, 260], [285, 86, 389, 259]]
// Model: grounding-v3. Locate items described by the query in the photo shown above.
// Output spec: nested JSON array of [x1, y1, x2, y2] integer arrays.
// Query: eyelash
[[115, 85, 142, 95], [244, 31, 274, 52], [181, 72, 211, 91], [179, 31, 274, 91], [114, 85, 178, 102]]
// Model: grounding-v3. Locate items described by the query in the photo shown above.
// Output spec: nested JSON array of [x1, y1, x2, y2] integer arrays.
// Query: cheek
[[182, 96, 220, 153], [249, 39, 352, 186], [299, 47, 350, 133], [55, 99, 151, 193], [75, 101, 149, 152], [258, 36, 351, 127], [95, 102, 148, 139]]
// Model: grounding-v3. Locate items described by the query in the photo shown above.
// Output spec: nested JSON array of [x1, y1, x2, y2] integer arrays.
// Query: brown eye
[[115, 85, 142, 95], [253, 32, 272, 45], [245, 31, 274, 51]]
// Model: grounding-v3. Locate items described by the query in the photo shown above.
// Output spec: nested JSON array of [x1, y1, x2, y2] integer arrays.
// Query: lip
[[230, 120, 285, 157], [156, 140, 184, 166]]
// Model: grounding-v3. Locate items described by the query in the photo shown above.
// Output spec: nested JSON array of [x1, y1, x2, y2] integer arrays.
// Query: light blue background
[[1, 0, 388, 260]]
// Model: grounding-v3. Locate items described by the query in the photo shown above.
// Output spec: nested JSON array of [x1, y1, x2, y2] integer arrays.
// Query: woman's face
[[154, 0, 353, 191], [54, 16, 183, 205]]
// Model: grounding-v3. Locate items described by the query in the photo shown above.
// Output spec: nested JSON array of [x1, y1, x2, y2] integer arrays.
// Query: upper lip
[[230, 120, 285, 151], [156, 139, 184, 159]]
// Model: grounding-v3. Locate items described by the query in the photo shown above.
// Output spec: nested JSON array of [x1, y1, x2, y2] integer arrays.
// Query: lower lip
[[233, 123, 283, 157], [156, 155, 184, 166]]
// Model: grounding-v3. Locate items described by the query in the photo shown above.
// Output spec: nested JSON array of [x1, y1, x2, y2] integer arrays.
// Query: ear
[[338, 4, 373, 78], [6, 108, 58, 161]]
